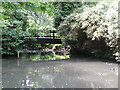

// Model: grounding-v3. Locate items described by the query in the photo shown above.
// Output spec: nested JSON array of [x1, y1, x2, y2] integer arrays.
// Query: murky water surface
[[2, 51, 118, 88]]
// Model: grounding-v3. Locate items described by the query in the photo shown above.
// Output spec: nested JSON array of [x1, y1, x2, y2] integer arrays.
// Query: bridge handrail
[[24, 30, 59, 39]]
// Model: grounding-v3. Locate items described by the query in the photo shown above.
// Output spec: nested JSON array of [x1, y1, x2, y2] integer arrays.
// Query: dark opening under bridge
[[24, 30, 62, 44]]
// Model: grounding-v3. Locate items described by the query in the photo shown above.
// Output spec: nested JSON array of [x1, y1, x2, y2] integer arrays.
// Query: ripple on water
[[2, 53, 118, 88]]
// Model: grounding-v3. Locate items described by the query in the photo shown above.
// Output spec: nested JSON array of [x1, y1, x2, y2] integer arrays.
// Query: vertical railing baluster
[[53, 31, 55, 39]]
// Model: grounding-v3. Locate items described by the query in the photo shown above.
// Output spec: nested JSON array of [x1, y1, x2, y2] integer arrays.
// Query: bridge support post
[[53, 31, 55, 39]]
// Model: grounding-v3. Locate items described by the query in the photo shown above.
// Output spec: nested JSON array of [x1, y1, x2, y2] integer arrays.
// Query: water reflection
[[21, 50, 70, 61], [2, 52, 118, 88]]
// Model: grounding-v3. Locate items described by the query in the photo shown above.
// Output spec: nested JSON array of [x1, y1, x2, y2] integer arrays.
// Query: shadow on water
[[70, 54, 118, 64], [2, 50, 118, 88]]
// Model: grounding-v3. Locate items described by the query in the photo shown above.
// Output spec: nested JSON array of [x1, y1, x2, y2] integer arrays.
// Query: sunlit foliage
[[1, 2, 54, 55], [58, 1, 119, 59], [54, 2, 97, 28]]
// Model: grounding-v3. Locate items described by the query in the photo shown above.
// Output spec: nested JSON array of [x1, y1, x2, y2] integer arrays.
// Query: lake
[[2, 51, 118, 88]]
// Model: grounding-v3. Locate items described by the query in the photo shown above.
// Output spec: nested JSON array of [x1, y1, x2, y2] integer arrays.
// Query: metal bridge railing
[[25, 30, 59, 39]]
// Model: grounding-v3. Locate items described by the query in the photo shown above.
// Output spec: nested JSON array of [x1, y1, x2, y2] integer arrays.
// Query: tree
[[0, 2, 55, 55], [54, 2, 97, 28], [58, 1, 119, 59]]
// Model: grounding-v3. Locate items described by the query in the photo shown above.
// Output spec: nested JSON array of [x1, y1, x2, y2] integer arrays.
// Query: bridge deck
[[24, 37, 62, 44]]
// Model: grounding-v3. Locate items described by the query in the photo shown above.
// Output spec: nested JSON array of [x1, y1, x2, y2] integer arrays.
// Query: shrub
[[58, 1, 119, 60]]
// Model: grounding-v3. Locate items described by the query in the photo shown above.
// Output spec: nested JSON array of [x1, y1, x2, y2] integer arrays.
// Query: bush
[[58, 1, 119, 60]]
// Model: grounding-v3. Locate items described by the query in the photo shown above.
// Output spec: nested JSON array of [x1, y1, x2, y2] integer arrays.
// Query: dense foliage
[[1, 1, 119, 60], [58, 1, 119, 60], [54, 2, 97, 28], [1, 2, 54, 55]]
